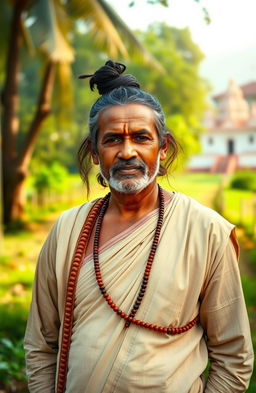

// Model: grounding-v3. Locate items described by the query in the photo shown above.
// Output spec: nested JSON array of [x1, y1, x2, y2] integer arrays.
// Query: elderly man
[[24, 61, 254, 393]]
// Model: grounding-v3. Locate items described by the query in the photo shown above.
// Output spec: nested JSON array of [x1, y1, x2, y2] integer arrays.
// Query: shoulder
[[170, 192, 238, 266], [167, 192, 236, 258], [55, 198, 102, 238]]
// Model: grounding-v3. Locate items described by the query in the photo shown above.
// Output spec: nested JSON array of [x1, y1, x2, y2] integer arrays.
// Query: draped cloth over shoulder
[[24, 193, 254, 393]]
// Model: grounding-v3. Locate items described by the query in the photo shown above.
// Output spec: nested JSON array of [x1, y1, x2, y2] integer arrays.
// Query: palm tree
[[1, 0, 163, 227]]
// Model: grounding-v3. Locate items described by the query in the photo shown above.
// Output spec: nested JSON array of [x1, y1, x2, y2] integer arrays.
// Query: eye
[[103, 136, 122, 144], [134, 135, 151, 142]]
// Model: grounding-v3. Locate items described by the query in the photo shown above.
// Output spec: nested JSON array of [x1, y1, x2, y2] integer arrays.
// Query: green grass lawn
[[159, 172, 222, 207], [222, 188, 256, 233], [1, 172, 255, 392]]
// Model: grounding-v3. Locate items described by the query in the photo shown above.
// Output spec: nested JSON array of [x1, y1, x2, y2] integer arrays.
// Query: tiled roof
[[213, 81, 256, 101], [207, 127, 256, 133], [240, 81, 256, 97]]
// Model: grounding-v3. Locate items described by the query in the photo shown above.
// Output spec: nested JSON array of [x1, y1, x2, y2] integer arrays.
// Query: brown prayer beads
[[56, 187, 200, 393], [93, 186, 200, 333]]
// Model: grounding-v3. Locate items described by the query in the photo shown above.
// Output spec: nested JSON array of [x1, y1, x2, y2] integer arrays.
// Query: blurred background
[[0, 0, 255, 391]]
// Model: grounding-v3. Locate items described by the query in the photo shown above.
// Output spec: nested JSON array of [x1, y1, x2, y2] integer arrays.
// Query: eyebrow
[[102, 129, 152, 139]]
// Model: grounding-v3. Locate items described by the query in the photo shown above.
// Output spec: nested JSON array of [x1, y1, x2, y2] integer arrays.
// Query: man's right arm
[[24, 222, 60, 392], [200, 236, 254, 392]]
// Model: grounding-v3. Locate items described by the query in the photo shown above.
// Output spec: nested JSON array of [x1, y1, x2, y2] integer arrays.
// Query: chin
[[109, 176, 155, 194]]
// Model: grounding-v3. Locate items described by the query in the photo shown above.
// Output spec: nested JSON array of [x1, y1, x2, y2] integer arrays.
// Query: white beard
[[99, 154, 160, 194]]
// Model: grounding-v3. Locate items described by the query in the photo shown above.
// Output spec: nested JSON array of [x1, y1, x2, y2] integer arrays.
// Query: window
[[249, 135, 254, 144]]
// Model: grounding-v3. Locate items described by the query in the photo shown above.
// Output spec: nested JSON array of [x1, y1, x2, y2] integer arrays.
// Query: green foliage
[[33, 162, 68, 193], [33, 166, 53, 192], [230, 171, 256, 191], [248, 249, 256, 270], [0, 337, 26, 389], [0, 303, 29, 341], [166, 114, 201, 166], [129, 23, 208, 120], [241, 276, 256, 307], [126, 23, 208, 165], [213, 186, 255, 236]]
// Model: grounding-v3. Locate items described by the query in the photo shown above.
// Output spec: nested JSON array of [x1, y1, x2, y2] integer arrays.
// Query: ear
[[88, 139, 99, 165], [159, 134, 170, 161]]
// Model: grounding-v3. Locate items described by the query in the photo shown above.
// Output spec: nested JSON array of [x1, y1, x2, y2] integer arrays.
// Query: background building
[[189, 80, 256, 173]]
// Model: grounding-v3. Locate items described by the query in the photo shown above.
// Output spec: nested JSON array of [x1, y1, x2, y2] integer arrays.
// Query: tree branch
[[18, 61, 56, 169], [1, 0, 28, 163]]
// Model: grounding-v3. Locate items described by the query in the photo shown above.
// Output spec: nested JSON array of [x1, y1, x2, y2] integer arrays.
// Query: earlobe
[[160, 150, 167, 161], [88, 139, 99, 165], [160, 135, 169, 161], [92, 153, 99, 165]]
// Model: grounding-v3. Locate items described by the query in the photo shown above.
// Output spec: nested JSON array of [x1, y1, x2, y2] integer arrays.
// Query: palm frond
[[67, 0, 129, 58], [67, 0, 164, 72], [54, 61, 73, 126], [29, 0, 74, 62], [97, 0, 165, 72]]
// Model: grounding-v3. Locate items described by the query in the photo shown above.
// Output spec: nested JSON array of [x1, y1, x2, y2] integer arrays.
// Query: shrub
[[229, 171, 256, 191], [33, 162, 68, 193], [0, 337, 27, 392], [50, 162, 69, 193], [0, 303, 28, 341], [32, 162, 69, 205]]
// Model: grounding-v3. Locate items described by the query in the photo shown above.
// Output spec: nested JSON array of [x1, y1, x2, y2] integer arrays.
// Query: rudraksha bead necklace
[[57, 190, 200, 393], [93, 185, 200, 335]]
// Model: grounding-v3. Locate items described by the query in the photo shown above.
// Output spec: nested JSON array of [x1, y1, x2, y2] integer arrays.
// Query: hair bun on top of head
[[79, 60, 140, 95]]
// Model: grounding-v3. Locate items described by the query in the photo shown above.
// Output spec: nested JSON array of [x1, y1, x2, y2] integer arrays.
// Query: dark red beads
[[57, 188, 201, 393], [92, 186, 200, 337], [57, 198, 106, 393]]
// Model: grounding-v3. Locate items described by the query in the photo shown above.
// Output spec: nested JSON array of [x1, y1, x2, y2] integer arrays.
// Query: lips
[[118, 165, 141, 171], [111, 160, 145, 174], [113, 165, 144, 175]]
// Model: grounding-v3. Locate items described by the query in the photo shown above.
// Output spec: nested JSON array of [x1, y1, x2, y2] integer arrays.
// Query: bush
[[0, 337, 27, 392], [33, 162, 68, 193], [32, 162, 69, 205], [0, 302, 29, 341], [229, 171, 256, 191]]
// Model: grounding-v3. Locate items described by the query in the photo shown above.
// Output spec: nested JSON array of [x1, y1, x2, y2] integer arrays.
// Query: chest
[[84, 215, 139, 258]]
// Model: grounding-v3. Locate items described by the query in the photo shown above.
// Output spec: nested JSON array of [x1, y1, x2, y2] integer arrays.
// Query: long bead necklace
[[56, 189, 200, 392], [93, 185, 199, 335]]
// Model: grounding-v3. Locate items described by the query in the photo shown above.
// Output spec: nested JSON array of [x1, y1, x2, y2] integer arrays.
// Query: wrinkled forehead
[[98, 103, 156, 131]]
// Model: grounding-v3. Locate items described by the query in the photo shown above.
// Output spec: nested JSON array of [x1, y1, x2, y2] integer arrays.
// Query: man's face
[[92, 103, 168, 194]]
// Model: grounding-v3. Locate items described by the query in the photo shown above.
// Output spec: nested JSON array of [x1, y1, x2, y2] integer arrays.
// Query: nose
[[117, 139, 137, 160]]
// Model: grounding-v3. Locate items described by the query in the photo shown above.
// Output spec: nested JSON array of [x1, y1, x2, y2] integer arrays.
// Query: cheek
[[97, 150, 115, 170], [144, 147, 160, 161]]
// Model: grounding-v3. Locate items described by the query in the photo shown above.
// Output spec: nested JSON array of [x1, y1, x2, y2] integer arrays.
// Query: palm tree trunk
[[1, 0, 27, 226], [18, 61, 56, 170], [2, 61, 56, 226], [1, 0, 56, 226]]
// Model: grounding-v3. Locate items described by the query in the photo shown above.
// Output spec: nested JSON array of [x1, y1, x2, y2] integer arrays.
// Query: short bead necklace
[[93, 185, 199, 335]]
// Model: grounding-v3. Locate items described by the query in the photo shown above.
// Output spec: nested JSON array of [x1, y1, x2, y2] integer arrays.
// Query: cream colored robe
[[24, 192, 254, 392]]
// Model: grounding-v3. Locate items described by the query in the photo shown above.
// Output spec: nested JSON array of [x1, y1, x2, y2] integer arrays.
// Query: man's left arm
[[200, 234, 254, 392]]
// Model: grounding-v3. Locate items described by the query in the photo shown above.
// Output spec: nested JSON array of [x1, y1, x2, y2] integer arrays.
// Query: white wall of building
[[189, 155, 215, 169], [201, 130, 256, 155], [239, 154, 256, 167]]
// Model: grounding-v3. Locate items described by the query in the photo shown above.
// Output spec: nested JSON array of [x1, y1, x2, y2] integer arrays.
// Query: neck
[[108, 181, 159, 220]]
